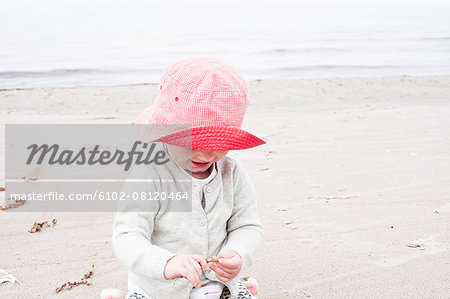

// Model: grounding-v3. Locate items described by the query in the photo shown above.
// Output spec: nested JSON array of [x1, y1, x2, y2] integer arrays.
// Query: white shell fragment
[[0, 269, 21, 286]]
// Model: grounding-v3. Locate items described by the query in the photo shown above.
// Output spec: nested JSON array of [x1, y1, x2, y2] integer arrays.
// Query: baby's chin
[[186, 161, 212, 176]]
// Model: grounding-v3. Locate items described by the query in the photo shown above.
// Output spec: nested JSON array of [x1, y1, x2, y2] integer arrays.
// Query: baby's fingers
[[215, 261, 234, 274], [191, 254, 207, 271], [218, 255, 240, 268], [188, 258, 203, 280], [189, 264, 202, 287], [209, 263, 232, 282], [181, 264, 201, 288]]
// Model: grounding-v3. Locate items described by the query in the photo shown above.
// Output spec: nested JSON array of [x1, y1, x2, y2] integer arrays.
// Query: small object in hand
[[206, 257, 220, 263]]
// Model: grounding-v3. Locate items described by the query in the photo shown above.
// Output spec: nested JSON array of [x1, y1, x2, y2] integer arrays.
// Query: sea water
[[1, 0, 449, 89]]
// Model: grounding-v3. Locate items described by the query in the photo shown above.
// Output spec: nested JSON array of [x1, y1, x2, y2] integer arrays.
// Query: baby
[[112, 56, 265, 299]]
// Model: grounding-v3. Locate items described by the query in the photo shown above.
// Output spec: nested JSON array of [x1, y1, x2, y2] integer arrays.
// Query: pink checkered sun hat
[[136, 56, 266, 151]]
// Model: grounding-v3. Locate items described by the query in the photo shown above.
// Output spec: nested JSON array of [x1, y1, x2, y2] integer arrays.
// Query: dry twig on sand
[[0, 190, 26, 211], [0, 200, 26, 211], [19, 176, 39, 182], [28, 219, 57, 233], [55, 265, 95, 293], [407, 243, 423, 248], [0, 188, 26, 210]]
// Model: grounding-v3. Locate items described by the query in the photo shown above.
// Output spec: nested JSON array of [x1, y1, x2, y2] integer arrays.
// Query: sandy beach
[[1, 76, 450, 298]]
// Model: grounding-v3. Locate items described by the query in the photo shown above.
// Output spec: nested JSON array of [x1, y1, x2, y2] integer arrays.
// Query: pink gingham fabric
[[136, 56, 266, 150]]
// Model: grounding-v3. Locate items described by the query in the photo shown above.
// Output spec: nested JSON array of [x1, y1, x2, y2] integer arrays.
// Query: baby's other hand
[[209, 249, 242, 282], [163, 254, 207, 288]]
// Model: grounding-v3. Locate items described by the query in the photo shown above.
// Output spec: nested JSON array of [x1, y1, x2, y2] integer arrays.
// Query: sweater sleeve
[[112, 167, 176, 281], [220, 160, 264, 271]]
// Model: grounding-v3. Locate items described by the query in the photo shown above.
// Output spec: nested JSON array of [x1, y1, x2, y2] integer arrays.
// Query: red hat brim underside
[[149, 126, 266, 151]]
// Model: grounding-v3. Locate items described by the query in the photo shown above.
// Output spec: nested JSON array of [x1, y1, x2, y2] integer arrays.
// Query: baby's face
[[166, 144, 228, 176]]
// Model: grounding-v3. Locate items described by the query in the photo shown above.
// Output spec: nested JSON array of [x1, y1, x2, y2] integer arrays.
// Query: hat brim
[[150, 125, 266, 151]]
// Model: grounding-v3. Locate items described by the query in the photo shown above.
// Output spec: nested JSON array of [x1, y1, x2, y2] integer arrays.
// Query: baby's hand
[[209, 249, 242, 282], [163, 254, 207, 288]]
